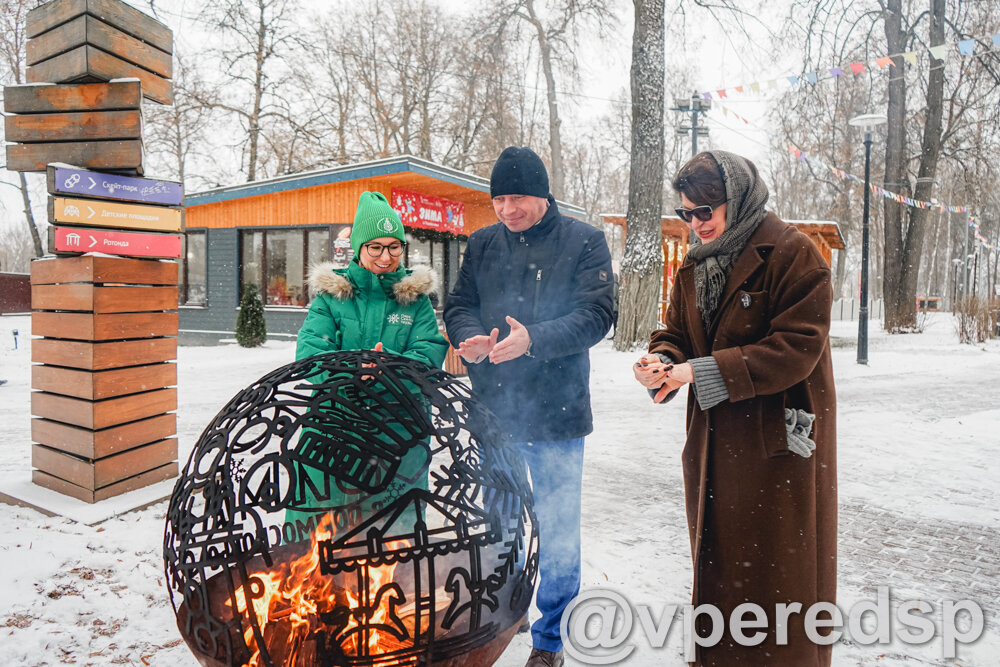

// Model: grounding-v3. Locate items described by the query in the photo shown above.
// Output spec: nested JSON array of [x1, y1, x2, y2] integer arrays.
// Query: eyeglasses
[[675, 203, 722, 224], [363, 242, 406, 257]]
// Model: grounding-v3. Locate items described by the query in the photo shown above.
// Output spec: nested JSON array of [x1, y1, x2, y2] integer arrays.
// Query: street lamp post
[[848, 113, 887, 365], [670, 92, 711, 158]]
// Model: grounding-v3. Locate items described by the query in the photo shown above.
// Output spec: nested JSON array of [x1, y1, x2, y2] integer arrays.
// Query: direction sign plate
[[50, 226, 182, 258], [47, 165, 183, 205], [50, 196, 183, 232]]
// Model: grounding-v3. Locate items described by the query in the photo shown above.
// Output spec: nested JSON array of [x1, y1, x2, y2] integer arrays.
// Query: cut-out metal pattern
[[163, 351, 538, 667]]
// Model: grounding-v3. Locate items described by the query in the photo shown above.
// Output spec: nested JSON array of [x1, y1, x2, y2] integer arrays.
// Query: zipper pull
[[520, 233, 525, 243], [536, 269, 542, 281]]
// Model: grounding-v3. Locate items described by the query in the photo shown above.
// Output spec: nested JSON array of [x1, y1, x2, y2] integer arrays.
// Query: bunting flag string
[[699, 31, 1000, 102], [707, 100, 996, 252]]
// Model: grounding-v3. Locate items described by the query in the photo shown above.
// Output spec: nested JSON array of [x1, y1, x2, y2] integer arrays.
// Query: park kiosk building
[[180, 155, 586, 344]]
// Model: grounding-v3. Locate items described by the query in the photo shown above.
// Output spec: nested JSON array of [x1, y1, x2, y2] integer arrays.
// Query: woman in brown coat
[[634, 151, 837, 666]]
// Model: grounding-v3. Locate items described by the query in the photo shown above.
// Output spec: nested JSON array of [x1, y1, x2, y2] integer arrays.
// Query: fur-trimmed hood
[[308, 262, 439, 305]]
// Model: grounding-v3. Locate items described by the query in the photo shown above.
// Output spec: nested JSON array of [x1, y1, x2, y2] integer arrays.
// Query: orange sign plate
[[51, 196, 183, 232]]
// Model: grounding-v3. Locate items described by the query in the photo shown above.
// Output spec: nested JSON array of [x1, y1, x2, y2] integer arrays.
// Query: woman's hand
[[633, 354, 671, 389], [665, 362, 693, 385]]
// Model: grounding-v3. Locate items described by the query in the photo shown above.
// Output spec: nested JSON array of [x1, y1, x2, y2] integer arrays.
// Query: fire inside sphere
[[163, 351, 538, 667]]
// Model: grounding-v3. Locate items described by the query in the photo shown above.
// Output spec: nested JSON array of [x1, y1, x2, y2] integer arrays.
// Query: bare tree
[[199, 0, 301, 182], [615, 0, 665, 351], [144, 53, 218, 187], [0, 0, 44, 258]]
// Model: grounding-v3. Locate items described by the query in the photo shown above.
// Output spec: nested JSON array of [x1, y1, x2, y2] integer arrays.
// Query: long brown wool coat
[[649, 213, 837, 666]]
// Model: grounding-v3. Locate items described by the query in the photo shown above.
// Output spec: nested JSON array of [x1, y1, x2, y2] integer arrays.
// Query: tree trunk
[[881, 0, 907, 331], [525, 1, 564, 200], [614, 0, 665, 351], [18, 171, 44, 257], [883, 0, 946, 332]]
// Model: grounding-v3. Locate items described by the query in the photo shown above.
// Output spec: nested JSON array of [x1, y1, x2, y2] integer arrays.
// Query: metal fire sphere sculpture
[[163, 351, 538, 667]]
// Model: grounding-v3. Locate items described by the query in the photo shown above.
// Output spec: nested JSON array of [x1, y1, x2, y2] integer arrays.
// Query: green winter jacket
[[296, 260, 448, 366], [285, 260, 446, 540]]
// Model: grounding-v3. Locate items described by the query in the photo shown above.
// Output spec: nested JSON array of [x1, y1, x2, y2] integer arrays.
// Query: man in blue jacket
[[444, 146, 614, 667]]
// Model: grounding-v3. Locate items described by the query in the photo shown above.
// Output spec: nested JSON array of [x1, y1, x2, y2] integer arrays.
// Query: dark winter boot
[[524, 648, 563, 667]]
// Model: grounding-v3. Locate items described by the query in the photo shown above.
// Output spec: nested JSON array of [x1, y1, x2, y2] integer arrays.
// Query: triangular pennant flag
[[992, 34, 1000, 48], [722, 106, 729, 116], [957, 39, 975, 56], [929, 44, 948, 61], [750, 82, 760, 94], [902, 52, 917, 65], [787, 75, 799, 85], [736, 85, 745, 94], [717, 89, 728, 98], [702, 92, 712, 100], [876, 56, 895, 68], [849, 62, 866, 75], [829, 67, 844, 77], [805, 72, 818, 84]]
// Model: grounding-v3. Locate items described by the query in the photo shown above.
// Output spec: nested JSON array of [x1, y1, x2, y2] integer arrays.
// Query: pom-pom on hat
[[490, 146, 550, 199], [351, 191, 405, 256]]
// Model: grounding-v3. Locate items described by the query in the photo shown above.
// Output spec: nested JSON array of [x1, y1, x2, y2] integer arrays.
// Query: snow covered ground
[[0, 312, 997, 666]]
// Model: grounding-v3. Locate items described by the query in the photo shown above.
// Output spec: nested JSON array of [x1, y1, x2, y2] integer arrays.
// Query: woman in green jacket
[[288, 191, 448, 537]]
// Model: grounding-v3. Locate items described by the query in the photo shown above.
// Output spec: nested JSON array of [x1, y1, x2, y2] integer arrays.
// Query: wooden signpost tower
[[3, 0, 181, 506]]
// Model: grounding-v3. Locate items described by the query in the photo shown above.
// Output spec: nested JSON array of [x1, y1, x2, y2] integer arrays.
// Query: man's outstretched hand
[[456, 328, 500, 364], [489, 316, 531, 364]]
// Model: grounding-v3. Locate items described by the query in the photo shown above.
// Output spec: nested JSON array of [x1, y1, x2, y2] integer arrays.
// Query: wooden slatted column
[[29, 255, 179, 502]]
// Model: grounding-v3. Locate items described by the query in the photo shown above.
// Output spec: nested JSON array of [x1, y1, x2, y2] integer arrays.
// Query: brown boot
[[524, 648, 564, 667]]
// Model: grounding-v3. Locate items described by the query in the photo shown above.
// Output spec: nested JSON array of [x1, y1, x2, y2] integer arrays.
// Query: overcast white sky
[[0, 0, 793, 242]]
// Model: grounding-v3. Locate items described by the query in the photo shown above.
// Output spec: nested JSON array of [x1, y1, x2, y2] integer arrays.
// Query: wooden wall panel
[[32, 337, 177, 370], [31, 387, 176, 429], [27, 15, 172, 78], [32, 413, 176, 459], [5, 109, 142, 143], [26, 45, 171, 105], [6, 138, 143, 173], [31, 285, 177, 312], [26, 0, 174, 54], [31, 255, 178, 285], [32, 363, 176, 400], [32, 461, 176, 503], [3, 81, 141, 113], [33, 438, 176, 490], [31, 311, 178, 340]]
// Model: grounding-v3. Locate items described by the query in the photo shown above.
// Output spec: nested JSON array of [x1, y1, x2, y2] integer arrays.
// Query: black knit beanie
[[490, 146, 550, 199]]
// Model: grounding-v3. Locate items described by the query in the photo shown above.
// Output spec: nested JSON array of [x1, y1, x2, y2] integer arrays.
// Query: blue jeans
[[516, 438, 585, 653]]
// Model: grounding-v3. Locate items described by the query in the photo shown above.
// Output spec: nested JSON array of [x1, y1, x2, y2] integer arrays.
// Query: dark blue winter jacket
[[444, 197, 614, 441]]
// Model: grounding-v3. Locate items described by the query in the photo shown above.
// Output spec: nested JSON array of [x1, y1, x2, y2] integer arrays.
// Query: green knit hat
[[351, 191, 405, 255]]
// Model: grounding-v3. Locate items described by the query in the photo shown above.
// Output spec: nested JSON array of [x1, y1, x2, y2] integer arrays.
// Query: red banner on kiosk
[[392, 188, 465, 235]]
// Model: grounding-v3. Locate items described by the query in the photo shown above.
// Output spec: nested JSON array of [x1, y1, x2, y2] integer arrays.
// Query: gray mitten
[[784, 408, 816, 458]]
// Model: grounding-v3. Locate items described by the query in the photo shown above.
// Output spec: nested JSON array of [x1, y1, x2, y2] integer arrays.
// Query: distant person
[[444, 146, 614, 667], [633, 150, 837, 666]]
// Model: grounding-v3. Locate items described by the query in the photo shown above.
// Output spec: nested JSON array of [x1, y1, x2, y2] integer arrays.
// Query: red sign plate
[[391, 188, 465, 235], [52, 226, 182, 258]]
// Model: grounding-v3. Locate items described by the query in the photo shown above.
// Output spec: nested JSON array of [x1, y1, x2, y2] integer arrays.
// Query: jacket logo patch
[[599, 270, 608, 282], [740, 292, 752, 308], [387, 313, 413, 325]]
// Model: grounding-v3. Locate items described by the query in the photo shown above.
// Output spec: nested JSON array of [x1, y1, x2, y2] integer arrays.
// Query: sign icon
[[87, 177, 97, 190], [65, 233, 80, 246], [64, 174, 80, 188], [64, 205, 80, 217], [88, 235, 98, 248]]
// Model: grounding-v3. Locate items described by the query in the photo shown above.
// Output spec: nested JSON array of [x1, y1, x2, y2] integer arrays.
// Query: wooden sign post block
[[29, 253, 179, 503], [26, 0, 173, 105], [3, 80, 141, 113]]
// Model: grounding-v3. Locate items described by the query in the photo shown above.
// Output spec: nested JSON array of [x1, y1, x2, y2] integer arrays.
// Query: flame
[[227, 514, 408, 666]]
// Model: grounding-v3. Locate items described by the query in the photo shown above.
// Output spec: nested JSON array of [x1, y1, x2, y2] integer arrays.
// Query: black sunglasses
[[675, 203, 723, 223]]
